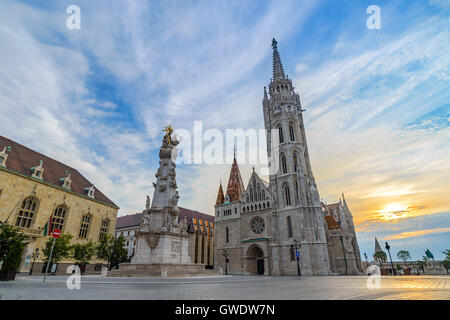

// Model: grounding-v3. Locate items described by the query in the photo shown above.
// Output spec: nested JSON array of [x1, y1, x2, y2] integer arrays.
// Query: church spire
[[216, 182, 225, 205], [272, 38, 286, 80], [374, 237, 383, 253], [225, 156, 245, 202]]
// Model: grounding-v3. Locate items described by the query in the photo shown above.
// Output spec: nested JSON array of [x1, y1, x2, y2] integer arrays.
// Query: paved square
[[0, 274, 449, 300]]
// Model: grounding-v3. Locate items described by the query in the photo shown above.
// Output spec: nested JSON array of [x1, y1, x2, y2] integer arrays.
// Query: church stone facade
[[214, 39, 363, 276]]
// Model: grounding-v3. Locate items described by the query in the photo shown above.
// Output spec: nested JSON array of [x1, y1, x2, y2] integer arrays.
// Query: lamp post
[[364, 252, 369, 274], [293, 239, 301, 276], [223, 250, 229, 275], [385, 242, 396, 275], [29, 248, 39, 276]]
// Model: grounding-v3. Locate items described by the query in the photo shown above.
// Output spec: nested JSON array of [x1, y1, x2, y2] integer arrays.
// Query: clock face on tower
[[250, 217, 265, 235]]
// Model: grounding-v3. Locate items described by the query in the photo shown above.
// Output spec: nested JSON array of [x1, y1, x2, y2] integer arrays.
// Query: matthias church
[[214, 39, 363, 276]]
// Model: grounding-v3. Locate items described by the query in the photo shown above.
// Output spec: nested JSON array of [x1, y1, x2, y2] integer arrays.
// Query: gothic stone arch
[[246, 244, 265, 275]]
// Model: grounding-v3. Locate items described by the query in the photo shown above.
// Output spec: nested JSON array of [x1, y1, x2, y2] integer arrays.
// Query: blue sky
[[0, 0, 449, 261]]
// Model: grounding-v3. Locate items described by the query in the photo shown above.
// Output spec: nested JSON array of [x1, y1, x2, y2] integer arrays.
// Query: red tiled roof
[[116, 207, 214, 233], [0, 135, 118, 208], [216, 183, 224, 205]]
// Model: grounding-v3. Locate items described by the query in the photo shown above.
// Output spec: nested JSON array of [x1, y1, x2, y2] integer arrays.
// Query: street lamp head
[[385, 242, 390, 250]]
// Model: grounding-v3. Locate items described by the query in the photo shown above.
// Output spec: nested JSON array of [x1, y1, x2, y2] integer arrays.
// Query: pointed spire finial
[[271, 38, 285, 80], [272, 38, 278, 49]]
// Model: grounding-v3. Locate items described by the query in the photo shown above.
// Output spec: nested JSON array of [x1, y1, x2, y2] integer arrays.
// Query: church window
[[263, 203, 266, 209], [281, 154, 287, 174], [250, 217, 265, 235], [226, 227, 229, 243], [295, 181, 299, 204], [262, 190, 265, 200], [287, 216, 293, 238], [78, 213, 91, 239], [289, 124, 295, 141], [277, 125, 284, 143], [99, 218, 110, 240], [284, 184, 291, 206], [293, 152, 298, 172], [15, 196, 38, 228], [242, 207, 245, 213], [251, 205, 253, 211], [249, 187, 253, 202], [258, 203, 261, 210], [51, 205, 67, 233], [235, 208, 237, 214]]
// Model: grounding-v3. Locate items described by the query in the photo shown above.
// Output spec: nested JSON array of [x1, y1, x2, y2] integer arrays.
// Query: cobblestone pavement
[[0, 274, 449, 300]]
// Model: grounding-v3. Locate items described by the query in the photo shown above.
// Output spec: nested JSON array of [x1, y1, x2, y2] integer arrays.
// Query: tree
[[72, 241, 96, 274], [42, 234, 72, 267], [0, 224, 26, 274], [396, 264, 403, 274], [96, 234, 127, 270], [397, 250, 411, 268], [443, 250, 450, 274], [0, 224, 25, 261], [418, 256, 428, 273], [443, 249, 450, 260], [374, 251, 387, 262]]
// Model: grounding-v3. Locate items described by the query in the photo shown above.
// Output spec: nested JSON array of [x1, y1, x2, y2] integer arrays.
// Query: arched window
[[293, 152, 299, 172], [99, 217, 110, 240], [51, 205, 67, 232], [284, 184, 291, 206], [289, 124, 295, 141], [79, 213, 91, 239], [281, 154, 287, 174], [295, 181, 299, 204], [249, 187, 253, 202], [277, 125, 284, 144], [226, 227, 229, 243], [16, 196, 38, 228], [287, 216, 293, 238]]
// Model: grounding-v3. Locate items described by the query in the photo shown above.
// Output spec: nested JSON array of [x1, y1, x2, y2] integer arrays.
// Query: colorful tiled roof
[[0, 135, 118, 208], [225, 157, 245, 202], [324, 215, 340, 230]]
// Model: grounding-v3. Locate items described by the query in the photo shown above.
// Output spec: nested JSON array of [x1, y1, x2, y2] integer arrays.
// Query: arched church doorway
[[247, 245, 264, 275]]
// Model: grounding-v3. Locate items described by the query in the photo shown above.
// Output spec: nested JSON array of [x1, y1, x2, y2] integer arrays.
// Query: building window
[[278, 125, 284, 144], [287, 216, 293, 238], [99, 218, 110, 240], [31, 160, 44, 180], [290, 246, 295, 261], [79, 213, 91, 239], [51, 205, 67, 232], [15, 196, 38, 228], [289, 124, 295, 141], [293, 152, 298, 172], [284, 184, 291, 206], [226, 227, 229, 243], [85, 186, 95, 198], [281, 154, 287, 174]]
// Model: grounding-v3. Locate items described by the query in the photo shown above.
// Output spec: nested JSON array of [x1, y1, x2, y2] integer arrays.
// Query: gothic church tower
[[264, 39, 330, 275]]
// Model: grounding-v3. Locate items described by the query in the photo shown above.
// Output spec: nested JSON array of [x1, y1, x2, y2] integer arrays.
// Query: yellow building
[[0, 135, 119, 274]]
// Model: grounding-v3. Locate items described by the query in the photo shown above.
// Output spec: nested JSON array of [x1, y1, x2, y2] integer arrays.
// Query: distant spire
[[263, 87, 268, 102], [374, 237, 383, 253], [272, 38, 286, 80]]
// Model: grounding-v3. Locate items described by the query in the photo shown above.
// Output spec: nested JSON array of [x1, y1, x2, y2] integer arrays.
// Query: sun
[[377, 203, 411, 221]]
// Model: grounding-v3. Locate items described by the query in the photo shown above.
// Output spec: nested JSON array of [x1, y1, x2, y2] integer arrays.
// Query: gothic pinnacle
[[272, 38, 286, 80]]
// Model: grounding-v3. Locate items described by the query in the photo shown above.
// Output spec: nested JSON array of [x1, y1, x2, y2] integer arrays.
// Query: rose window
[[250, 217, 265, 235]]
